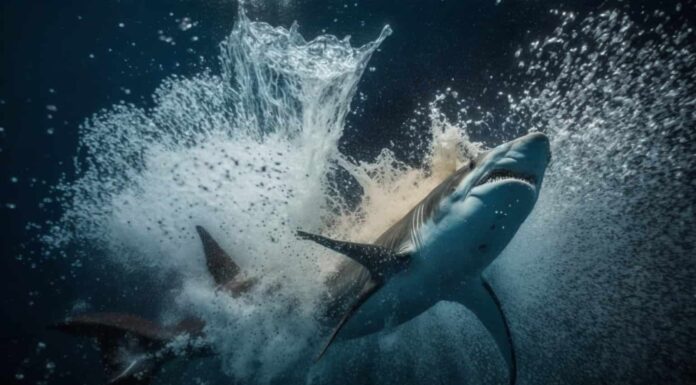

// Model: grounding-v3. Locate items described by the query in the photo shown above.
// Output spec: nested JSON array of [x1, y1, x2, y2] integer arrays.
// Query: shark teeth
[[476, 169, 536, 187]]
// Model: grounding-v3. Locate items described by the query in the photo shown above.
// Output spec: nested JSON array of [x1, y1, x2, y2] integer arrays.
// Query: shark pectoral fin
[[459, 278, 517, 385], [297, 230, 408, 360], [296, 230, 409, 277], [196, 226, 241, 285], [315, 279, 381, 362]]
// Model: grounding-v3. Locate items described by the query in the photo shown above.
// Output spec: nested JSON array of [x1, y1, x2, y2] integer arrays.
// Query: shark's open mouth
[[476, 169, 536, 187]]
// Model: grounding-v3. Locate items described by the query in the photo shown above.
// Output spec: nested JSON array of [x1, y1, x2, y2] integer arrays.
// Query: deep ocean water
[[1, 1, 694, 384]]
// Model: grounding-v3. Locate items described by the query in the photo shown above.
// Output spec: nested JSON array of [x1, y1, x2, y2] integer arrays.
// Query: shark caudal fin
[[51, 313, 204, 385], [195, 226, 240, 285], [195, 225, 259, 297]]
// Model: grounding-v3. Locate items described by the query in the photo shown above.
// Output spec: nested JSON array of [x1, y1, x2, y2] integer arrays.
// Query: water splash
[[492, 9, 696, 383], [42, 4, 695, 385], [333, 92, 483, 243], [45, 8, 391, 382]]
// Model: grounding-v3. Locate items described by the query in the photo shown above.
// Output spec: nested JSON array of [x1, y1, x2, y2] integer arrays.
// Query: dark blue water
[[2, 1, 694, 384]]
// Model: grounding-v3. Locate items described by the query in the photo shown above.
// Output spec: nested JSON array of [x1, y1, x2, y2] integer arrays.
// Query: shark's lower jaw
[[475, 169, 537, 188]]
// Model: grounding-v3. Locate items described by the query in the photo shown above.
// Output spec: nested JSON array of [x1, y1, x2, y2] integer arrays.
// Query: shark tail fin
[[196, 225, 241, 285], [50, 312, 180, 385]]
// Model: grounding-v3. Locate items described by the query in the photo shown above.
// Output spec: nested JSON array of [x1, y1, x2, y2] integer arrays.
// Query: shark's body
[[55, 132, 550, 385], [300, 132, 551, 384]]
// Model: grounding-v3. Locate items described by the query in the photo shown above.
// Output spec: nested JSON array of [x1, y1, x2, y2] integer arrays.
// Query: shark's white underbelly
[[337, 220, 478, 339], [337, 192, 530, 340]]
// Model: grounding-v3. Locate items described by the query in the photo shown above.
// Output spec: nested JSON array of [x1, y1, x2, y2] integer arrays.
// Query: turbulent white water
[[46, 8, 395, 382], [44, 5, 694, 385], [493, 10, 696, 383]]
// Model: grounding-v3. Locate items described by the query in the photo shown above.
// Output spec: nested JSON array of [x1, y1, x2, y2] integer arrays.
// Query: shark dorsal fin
[[296, 230, 409, 279], [196, 226, 240, 285]]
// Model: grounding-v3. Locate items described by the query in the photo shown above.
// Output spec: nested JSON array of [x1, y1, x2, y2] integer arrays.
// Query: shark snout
[[501, 132, 551, 176], [508, 132, 550, 161]]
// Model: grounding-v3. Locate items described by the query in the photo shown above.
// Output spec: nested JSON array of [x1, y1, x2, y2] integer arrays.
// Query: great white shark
[[298, 131, 551, 384], [52, 132, 550, 385]]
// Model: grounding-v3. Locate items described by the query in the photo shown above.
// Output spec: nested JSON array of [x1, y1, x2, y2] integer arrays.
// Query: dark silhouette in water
[[51, 226, 254, 384], [50, 313, 208, 385]]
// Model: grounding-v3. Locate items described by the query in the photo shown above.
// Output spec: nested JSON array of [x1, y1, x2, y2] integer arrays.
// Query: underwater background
[[1, 1, 695, 384]]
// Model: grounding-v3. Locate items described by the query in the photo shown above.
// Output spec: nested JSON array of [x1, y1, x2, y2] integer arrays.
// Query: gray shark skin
[[299, 132, 551, 385]]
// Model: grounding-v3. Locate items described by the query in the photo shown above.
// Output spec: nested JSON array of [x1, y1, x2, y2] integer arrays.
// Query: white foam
[[46, 8, 392, 382]]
